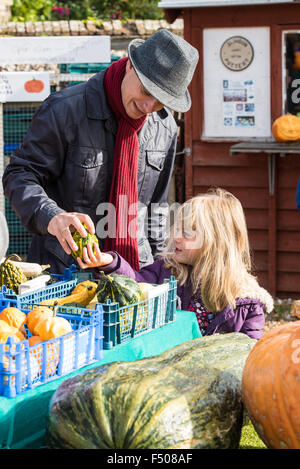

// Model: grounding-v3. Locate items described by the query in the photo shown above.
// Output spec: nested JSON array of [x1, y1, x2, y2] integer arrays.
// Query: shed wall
[[183, 4, 300, 297]]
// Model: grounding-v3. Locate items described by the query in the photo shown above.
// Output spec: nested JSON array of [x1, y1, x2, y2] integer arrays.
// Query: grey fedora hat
[[128, 29, 199, 113]]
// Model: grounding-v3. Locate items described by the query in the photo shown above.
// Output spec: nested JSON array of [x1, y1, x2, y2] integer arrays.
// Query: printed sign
[[0, 36, 110, 65], [222, 79, 255, 128], [0, 72, 50, 102], [203, 27, 271, 138]]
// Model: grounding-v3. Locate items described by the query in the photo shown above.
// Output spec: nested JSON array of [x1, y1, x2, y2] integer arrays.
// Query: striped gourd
[[96, 272, 142, 307], [47, 332, 256, 449], [70, 223, 99, 261], [0, 256, 27, 293]]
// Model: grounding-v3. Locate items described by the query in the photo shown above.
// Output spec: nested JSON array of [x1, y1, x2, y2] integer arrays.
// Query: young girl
[[77, 188, 273, 339]]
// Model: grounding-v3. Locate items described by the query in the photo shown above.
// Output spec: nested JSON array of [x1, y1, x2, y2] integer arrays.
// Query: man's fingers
[[58, 235, 72, 255], [76, 213, 95, 235], [69, 217, 88, 238]]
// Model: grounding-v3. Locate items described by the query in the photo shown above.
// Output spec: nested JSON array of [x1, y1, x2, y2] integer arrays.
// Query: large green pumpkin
[[96, 271, 142, 307], [47, 333, 256, 449]]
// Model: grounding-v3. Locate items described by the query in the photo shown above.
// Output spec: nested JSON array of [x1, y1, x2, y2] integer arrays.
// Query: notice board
[[202, 27, 271, 139]]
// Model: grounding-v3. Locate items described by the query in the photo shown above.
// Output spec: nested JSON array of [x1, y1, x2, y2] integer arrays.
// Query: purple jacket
[[95, 251, 267, 340]]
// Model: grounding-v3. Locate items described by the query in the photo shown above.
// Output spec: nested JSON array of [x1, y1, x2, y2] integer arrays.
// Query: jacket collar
[[85, 70, 112, 120], [85, 70, 169, 122]]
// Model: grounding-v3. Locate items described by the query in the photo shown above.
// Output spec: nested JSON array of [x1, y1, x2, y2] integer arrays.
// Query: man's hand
[[77, 243, 113, 270], [47, 212, 95, 255]]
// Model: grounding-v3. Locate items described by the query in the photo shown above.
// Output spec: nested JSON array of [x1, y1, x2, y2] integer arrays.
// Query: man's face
[[121, 60, 164, 119]]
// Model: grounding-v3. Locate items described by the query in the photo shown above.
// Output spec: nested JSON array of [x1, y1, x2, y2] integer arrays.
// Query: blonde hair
[[161, 188, 256, 312]]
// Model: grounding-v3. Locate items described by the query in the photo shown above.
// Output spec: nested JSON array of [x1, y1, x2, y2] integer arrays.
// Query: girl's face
[[173, 231, 203, 266]]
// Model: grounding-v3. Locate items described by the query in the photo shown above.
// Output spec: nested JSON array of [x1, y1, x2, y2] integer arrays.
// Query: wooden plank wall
[[183, 5, 300, 298]]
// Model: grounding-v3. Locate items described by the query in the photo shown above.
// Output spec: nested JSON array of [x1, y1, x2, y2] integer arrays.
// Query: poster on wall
[[203, 27, 271, 139], [0, 72, 50, 102], [222, 79, 255, 128]]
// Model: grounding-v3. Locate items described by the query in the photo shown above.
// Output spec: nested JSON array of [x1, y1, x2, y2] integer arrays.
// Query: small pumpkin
[[26, 306, 54, 335], [0, 307, 27, 332], [24, 78, 44, 93], [0, 319, 25, 343], [272, 114, 300, 142], [28, 335, 43, 346], [35, 315, 72, 341], [242, 321, 300, 449]]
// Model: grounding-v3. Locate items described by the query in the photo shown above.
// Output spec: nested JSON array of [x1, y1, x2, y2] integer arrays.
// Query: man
[[2, 29, 199, 274]]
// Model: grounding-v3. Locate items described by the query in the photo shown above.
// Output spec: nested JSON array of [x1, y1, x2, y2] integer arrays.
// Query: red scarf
[[103, 57, 146, 270]]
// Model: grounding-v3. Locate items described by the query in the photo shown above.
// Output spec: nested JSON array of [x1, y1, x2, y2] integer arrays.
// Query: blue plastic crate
[[0, 264, 94, 308], [101, 276, 177, 349], [0, 302, 104, 398]]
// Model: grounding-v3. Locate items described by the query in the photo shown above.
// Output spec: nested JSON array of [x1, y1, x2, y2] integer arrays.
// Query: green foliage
[[239, 413, 267, 449], [93, 0, 164, 20], [52, 1, 97, 20], [11, 0, 164, 22], [11, 0, 54, 22]]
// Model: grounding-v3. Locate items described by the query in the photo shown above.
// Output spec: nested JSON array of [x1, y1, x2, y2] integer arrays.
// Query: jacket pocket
[[64, 145, 107, 207], [146, 150, 166, 171], [139, 150, 167, 203]]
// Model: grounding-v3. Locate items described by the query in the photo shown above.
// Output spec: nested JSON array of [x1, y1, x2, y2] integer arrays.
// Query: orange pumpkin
[[28, 335, 43, 346], [0, 307, 27, 332], [24, 79, 44, 93], [272, 114, 300, 142], [35, 316, 72, 341], [0, 319, 25, 343], [242, 321, 300, 449], [26, 306, 54, 335]]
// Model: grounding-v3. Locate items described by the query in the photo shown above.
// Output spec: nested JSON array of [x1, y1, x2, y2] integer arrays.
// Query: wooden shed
[[159, 0, 300, 299]]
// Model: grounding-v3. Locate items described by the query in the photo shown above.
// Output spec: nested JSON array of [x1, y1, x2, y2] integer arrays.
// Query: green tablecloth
[[0, 310, 200, 449]]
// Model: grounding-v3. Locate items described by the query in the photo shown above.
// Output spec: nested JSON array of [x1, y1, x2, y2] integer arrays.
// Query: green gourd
[[70, 223, 99, 261], [0, 255, 27, 293], [47, 332, 256, 449], [96, 271, 142, 307]]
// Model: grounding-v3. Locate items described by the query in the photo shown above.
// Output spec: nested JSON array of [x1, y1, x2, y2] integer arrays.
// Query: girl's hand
[[76, 243, 113, 270]]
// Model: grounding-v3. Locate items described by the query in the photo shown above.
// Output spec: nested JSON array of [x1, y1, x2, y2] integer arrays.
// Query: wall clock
[[220, 36, 254, 71]]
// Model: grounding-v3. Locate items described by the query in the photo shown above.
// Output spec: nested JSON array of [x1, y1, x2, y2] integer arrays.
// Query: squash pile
[[0, 275, 161, 344], [0, 305, 73, 381], [0, 305, 72, 344], [0, 253, 50, 294]]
